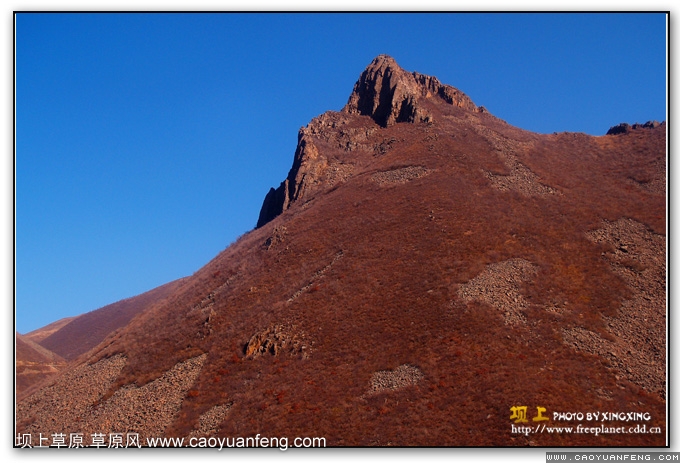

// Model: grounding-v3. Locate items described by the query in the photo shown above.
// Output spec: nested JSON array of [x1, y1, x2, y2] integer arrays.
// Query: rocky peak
[[606, 120, 664, 135], [343, 54, 480, 127], [256, 55, 483, 229]]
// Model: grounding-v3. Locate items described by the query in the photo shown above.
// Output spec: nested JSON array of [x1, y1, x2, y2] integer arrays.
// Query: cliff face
[[256, 132, 327, 228], [256, 55, 483, 228]]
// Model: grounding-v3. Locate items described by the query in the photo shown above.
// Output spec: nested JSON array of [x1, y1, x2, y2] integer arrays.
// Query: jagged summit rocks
[[256, 55, 483, 228], [344, 54, 480, 127], [606, 120, 664, 135]]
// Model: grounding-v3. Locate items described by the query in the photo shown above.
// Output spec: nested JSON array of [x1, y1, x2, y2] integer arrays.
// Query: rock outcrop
[[244, 324, 310, 359], [344, 54, 479, 127], [256, 55, 482, 228], [606, 120, 663, 135], [256, 131, 327, 228]]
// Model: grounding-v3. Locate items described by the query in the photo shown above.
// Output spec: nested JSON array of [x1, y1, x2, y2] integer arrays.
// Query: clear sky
[[15, 12, 667, 334]]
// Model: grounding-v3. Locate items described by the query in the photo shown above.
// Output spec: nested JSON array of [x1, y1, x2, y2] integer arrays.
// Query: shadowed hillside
[[16, 55, 666, 447], [23, 316, 79, 344], [36, 277, 188, 361], [15, 333, 66, 400]]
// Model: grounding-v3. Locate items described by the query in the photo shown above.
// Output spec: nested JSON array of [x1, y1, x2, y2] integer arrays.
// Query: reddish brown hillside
[[17, 55, 666, 447], [37, 277, 188, 361], [23, 316, 79, 344], [16, 333, 66, 400]]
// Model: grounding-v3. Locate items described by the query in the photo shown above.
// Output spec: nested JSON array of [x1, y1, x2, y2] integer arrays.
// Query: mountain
[[16, 55, 666, 447]]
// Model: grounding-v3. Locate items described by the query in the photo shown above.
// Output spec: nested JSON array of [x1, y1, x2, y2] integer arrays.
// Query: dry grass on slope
[[16, 100, 666, 446]]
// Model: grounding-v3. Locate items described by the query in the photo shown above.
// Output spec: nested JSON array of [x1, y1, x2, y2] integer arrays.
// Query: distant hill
[[36, 277, 188, 361], [17, 55, 666, 447], [23, 316, 78, 344], [15, 332, 66, 400]]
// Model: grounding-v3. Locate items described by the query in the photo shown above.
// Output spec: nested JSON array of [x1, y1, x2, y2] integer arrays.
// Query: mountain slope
[[36, 277, 188, 361], [23, 316, 79, 344], [15, 332, 66, 400], [16, 55, 666, 447]]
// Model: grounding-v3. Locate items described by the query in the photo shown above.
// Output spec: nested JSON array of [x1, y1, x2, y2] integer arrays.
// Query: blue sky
[[15, 12, 667, 334]]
